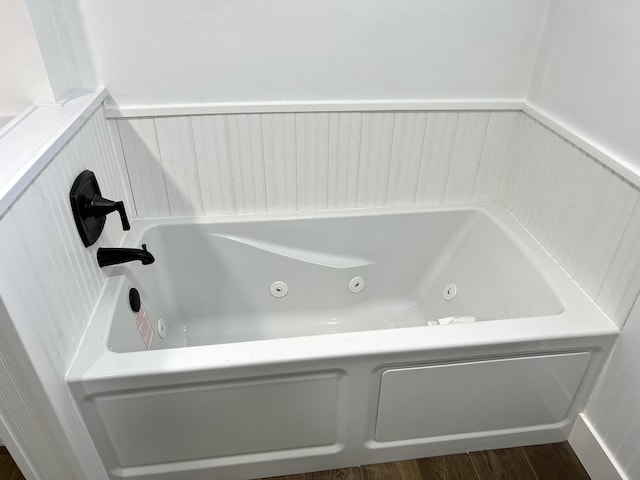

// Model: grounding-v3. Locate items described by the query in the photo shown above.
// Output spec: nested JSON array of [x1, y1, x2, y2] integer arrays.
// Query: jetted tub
[[67, 203, 618, 480]]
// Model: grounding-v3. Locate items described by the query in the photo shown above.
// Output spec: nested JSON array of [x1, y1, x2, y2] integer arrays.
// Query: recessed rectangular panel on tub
[[375, 352, 591, 442], [92, 372, 345, 468]]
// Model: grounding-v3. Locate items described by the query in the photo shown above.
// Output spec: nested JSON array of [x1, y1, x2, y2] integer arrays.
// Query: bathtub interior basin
[[105, 207, 563, 352]]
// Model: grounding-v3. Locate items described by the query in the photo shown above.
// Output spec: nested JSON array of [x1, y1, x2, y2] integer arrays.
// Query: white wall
[[76, 0, 548, 107], [0, 0, 53, 113], [585, 296, 640, 480], [528, 0, 640, 174], [24, 0, 96, 99]]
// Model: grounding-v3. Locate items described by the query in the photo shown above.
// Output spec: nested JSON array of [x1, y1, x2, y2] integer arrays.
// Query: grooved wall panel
[[262, 113, 298, 213], [155, 117, 204, 217], [357, 112, 395, 208], [474, 112, 521, 201], [114, 111, 519, 217], [386, 112, 428, 205], [415, 112, 459, 204], [0, 105, 130, 367], [295, 113, 330, 211], [190, 115, 235, 215], [328, 112, 362, 210], [503, 115, 640, 327], [226, 114, 267, 214], [117, 118, 169, 218], [444, 112, 491, 202]]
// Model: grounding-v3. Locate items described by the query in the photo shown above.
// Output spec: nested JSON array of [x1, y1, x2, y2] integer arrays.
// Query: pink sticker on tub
[[136, 304, 154, 350]]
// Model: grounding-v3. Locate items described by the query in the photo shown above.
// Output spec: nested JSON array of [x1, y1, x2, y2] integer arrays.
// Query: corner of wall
[[569, 414, 628, 480]]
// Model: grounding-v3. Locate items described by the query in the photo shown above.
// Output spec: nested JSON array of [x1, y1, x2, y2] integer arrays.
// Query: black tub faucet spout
[[97, 244, 155, 267]]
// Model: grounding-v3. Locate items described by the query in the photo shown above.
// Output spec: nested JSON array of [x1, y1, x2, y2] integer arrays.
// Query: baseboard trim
[[569, 414, 628, 480]]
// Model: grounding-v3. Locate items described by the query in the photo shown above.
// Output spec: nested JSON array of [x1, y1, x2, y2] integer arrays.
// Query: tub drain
[[271, 281, 288, 298]]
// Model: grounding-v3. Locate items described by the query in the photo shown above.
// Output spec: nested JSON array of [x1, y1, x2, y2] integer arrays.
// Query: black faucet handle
[[115, 201, 131, 231], [89, 195, 130, 231]]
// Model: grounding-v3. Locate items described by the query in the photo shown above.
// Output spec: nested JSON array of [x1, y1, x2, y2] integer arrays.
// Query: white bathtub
[[67, 203, 618, 480]]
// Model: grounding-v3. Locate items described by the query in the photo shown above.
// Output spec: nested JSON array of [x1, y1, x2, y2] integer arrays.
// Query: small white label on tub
[[136, 304, 154, 350]]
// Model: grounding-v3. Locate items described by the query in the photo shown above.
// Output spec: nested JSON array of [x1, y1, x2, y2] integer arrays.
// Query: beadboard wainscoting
[[112, 111, 521, 218], [0, 105, 133, 366], [0, 103, 130, 480], [503, 114, 640, 328], [112, 106, 640, 330]]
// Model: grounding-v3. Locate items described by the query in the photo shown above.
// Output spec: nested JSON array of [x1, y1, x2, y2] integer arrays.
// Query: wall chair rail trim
[[0, 88, 108, 218], [523, 103, 640, 190], [103, 99, 526, 118]]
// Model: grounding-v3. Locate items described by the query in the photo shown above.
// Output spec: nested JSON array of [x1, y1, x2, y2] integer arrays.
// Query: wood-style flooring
[[0, 448, 24, 480], [0, 442, 589, 480], [259, 443, 590, 480]]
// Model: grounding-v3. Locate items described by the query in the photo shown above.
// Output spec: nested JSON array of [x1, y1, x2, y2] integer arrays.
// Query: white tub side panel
[[89, 372, 345, 469], [113, 111, 519, 218], [502, 114, 640, 328], [375, 352, 591, 442]]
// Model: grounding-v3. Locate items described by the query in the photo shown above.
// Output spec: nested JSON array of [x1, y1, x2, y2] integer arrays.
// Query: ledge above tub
[[0, 88, 108, 217]]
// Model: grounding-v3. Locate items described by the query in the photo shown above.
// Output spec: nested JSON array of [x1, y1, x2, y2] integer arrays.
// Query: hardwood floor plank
[[523, 443, 590, 480], [469, 447, 537, 480], [417, 453, 479, 480], [0, 452, 16, 480], [361, 460, 422, 480], [306, 467, 363, 480], [259, 475, 305, 480], [416, 456, 447, 480], [0, 442, 589, 480], [8, 466, 26, 480]]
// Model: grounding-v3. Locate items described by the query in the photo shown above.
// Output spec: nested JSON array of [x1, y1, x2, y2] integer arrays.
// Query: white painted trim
[[569, 413, 628, 480], [0, 88, 108, 217], [523, 104, 640, 189], [104, 99, 525, 118]]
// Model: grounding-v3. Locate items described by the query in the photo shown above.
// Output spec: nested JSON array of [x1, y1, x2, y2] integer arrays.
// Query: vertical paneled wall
[[503, 115, 640, 328], [0, 102, 130, 480], [107, 107, 640, 330], [0, 104, 132, 369], [114, 110, 521, 218], [115, 106, 640, 330]]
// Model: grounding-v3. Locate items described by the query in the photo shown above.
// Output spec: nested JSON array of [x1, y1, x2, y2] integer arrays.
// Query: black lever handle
[[87, 195, 130, 231]]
